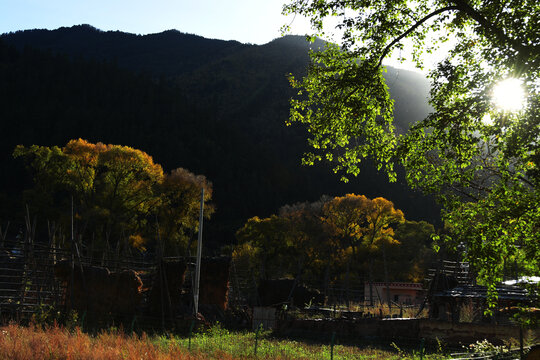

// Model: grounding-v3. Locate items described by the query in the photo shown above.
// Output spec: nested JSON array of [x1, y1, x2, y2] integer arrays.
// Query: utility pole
[[193, 187, 204, 316]]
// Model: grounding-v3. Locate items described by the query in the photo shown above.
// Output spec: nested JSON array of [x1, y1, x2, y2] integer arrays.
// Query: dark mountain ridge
[[3, 25, 247, 76], [0, 26, 439, 249], [2, 25, 431, 130]]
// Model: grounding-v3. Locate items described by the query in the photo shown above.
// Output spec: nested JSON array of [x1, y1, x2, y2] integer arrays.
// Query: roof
[[434, 285, 530, 302], [366, 282, 424, 290], [502, 276, 540, 286]]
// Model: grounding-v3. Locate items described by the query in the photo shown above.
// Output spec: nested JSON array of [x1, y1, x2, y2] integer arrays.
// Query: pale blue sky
[[0, 0, 444, 71], [0, 0, 311, 44]]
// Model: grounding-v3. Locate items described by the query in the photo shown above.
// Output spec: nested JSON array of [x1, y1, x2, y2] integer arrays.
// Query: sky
[[0, 0, 444, 72], [0, 0, 311, 45]]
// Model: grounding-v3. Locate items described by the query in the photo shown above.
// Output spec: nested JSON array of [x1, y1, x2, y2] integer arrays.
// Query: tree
[[157, 167, 214, 254], [282, 0, 539, 310], [386, 220, 437, 282], [322, 194, 372, 257], [279, 196, 339, 288], [14, 139, 212, 254], [235, 196, 341, 282], [235, 194, 413, 299], [235, 215, 294, 279], [324, 195, 404, 304], [14, 139, 164, 247]]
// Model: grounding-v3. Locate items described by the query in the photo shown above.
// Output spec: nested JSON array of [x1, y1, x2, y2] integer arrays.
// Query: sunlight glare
[[481, 113, 493, 125], [492, 78, 526, 112]]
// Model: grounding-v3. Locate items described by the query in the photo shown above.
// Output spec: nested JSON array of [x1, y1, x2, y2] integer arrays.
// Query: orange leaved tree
[[14, 139, 212, 255]]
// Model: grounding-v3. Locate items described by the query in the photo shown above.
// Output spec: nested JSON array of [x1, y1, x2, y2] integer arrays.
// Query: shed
[[364, 282, 425, 305]]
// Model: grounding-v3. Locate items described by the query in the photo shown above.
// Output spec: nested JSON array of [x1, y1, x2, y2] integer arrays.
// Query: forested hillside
[[0, 26, 437, 250]]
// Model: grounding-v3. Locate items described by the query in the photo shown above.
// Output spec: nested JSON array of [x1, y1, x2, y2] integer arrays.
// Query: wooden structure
[[430, 284, 531, 323], [0, 231, 231, 329], [364, 282, 425, 305]]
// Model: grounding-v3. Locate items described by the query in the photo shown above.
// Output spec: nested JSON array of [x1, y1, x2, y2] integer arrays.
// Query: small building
[[364, 282, 425, 305]]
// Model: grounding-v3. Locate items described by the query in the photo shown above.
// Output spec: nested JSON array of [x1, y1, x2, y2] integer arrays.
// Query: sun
[[492, 78, 526, 112]]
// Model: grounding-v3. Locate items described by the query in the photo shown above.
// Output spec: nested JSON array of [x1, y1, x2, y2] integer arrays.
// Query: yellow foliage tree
[[236, 194, 410, 295], [14, 139, 212, 255], [157, 167, 214, 254], [322, 194, 404, 304]]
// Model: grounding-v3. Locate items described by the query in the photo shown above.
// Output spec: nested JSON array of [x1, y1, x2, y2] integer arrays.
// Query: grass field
[[0, 323, 451, 360]]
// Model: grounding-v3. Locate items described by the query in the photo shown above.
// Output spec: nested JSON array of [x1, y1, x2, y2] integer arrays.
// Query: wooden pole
[[155, 215, 165, 330], [69, 198, 74, 311], [383, 244, 392, 315], [193, 188, 204, 317], [330, 331, 336, 360]]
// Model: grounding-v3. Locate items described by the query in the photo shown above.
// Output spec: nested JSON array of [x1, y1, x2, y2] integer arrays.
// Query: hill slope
[[0, 26, 438, 249]]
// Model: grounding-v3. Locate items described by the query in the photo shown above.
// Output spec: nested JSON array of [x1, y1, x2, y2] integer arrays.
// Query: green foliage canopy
[[282, 0, 539, 307]]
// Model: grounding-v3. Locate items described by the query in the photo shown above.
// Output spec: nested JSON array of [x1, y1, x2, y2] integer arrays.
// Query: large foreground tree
[[282, 0, 539, 310]]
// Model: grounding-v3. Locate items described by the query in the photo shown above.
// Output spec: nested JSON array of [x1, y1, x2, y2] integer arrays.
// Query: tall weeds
[[0, 323, 446, 359], [0, 323, 207, 360]]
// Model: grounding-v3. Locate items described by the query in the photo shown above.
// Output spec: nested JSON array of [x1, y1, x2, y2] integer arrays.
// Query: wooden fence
[[0, 233, 202, 330]]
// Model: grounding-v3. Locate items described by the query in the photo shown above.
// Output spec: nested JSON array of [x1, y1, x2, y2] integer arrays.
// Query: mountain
[[2, 25, 247, 76], [0, 26, 438, 250], [2, 25, 431, 129]]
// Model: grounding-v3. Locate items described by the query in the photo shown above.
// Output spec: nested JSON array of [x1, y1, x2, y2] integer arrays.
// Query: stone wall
[[418, 320, 533, 346], [274, 318, 539, 347]]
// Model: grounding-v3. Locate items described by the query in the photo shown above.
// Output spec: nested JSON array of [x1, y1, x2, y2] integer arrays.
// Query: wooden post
[[254, 323, 261, 356], [70, 197, 87, 312], [383, 244, 392, 315], [193, 188, 204, 317], [231, 259, 242, 306], [0, 221, 8, 248], [188, 319, 195, 350], [520, 325, 524, 360], [369, 258, 374, 307], [155, 216, 166, 330], [70, 198, 76, 310], [330, 331, 336, 360]]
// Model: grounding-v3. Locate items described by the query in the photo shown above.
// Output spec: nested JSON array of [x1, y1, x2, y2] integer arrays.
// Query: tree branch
[[377, 0, 539, 69], [447, 183, 481, 202], [450, 0, 537, 58], [377, 6, 460, 67]]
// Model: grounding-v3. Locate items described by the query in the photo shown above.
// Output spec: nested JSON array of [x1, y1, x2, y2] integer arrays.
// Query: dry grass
[[0, 323, 447, 360], [0, 324, 209, 360], [333, 302, 428, 319], [458, 300, 477, 323]]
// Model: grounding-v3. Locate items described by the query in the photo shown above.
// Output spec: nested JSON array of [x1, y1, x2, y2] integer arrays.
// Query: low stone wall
[[419, 319, 531, 346], [274, 318, 420, 342], [274, 318, 539, 346]]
